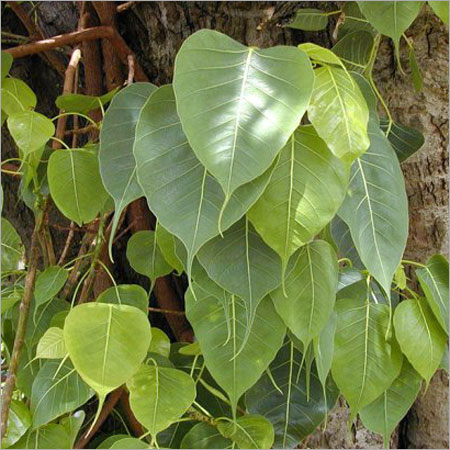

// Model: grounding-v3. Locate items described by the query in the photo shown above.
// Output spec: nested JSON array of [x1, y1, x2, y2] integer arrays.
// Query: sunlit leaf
[[1, 400, 31, 448], [35, 327, 66, 359], [96, 284, 148, 314], [428, 1, 449, 25], [34, 265, 68, 308], [156, 224, 184, 275], [9, 424, 71, 449], [1, 51, 13, 80], [1, 78, 36, 116]]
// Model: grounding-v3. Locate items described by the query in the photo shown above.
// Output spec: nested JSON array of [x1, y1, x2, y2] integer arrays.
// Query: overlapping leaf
[[181, 423, 232, 449], [1, 400, 31, 448], [1, 78, 36, 116], [286, 9, 328, 31], [332, 31, 374, 73], [34, 265, 68, 308], [1, 217, 23, 271], [96, 284, 149, 314]]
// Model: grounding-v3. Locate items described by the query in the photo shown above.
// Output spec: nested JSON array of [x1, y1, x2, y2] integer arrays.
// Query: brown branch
[[148, 306, 186, 316], [74, 387, 124, 449], [64, 124, 98, 136], [1, 220, 41, 438], [117, 1, 135, 13], [119, 390, 144, 437], [58, 221, 75, 266], [127, 54, 135, 85]]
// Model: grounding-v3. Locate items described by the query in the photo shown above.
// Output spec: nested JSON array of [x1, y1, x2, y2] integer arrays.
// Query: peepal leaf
[[127, 364, 196, 436], [56, 88, 118, 115], [307, 65, 370, 162], [287, 8, 328, 31], [35, 327, 66, 359], [332, 31, 374, 73], [34, 265, 68, 308], [248, 126, 348, 282], [1, 400, 31, 448], [156, 224, 184, 275], [1, 217, 24, 271], [428, 1, 449, 25], [181, 423, 232, 449], [1, 78, 36, 116], [9, 423, 71, 449], [338, 120, 408, 296], [1, 51, 13, 80], [99, 82, 157, 258], [96, 284, 149, 314], [313, 311, 337, 388], [332, 298, 403, 417], [173, 29, 314, 205]]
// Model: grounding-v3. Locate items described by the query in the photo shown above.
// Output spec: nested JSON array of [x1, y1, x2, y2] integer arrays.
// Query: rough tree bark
[[1, 2, 448, 448]]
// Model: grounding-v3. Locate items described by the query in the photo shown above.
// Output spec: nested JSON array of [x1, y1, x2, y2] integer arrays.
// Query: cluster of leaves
[[1, 2, 449, 449]]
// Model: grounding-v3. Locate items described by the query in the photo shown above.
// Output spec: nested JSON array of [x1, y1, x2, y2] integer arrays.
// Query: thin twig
[[64, 124, 98, 136], [148, 306, 186, 316], [117, 1, 135, 13], [127, 54, 134, 85], [58, 221, 75, 266]]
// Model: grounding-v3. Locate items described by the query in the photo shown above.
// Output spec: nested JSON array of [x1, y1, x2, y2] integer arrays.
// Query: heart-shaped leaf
[[35, 327, 66, 359], [332, 31, 374, 73], [96, 284, 149, 314], [1, 78, 36, 116], [181, 423, 232, 449], [56, 88, 119, 115], [34, 266, 68, 308]]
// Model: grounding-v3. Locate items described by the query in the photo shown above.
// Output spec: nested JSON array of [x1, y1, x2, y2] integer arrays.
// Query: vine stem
[[402, 259, 427, 269], [1, 215, 42, 438]]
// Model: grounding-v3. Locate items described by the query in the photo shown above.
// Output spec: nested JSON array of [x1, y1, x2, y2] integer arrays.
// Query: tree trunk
[[1, 2, 448, 448]]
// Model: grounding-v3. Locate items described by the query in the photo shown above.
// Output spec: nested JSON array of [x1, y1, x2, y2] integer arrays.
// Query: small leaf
[[181, 423, 232, 449], [1, 78, 36, 116], [96, 284, 149, 314], [31, 359, 93, 429], [34, 265, 68, 308], [156, 224, 184, 275], [47, 148, 109, 226], [35, 327, 66, 359], [7, 111, 54, 155], [1, 400, 31, 448], [287, 8, 329, 31], [409, 47, 423, 92], [55, 88, 119, 115], [1, 217, 23, 271], [127, 364, 196, 436], [218, 415, 274, 449], [394, 298, 447, 384], [149, 328, 171, 358], [1, 51, 13, 80], [428, 1, 449, 25]]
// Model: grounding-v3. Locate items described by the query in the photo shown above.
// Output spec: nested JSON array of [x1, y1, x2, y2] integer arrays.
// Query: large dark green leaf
[[9, 424, 71, 449], [30, 359, 93, 429], [173, 29, 314, 204], [338, 119, 408, 296], [332, 31, 374, 73], [270, 240, 338, 348], [185, 284, 285, 413], [246, 340, 339, 448], [248, 126, 348, 280], [99, 82, 156, 257], [34, 266, 68, 308], [134, 85, 273, 280], [181, 423, 232, 449], [337, 2, 375, 39], [332, 298, 403, 417], [417, 254, 449, 334]]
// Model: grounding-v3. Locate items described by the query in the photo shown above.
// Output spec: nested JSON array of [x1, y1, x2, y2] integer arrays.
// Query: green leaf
[[96, 284, 149, 314], [1, 217, 23, 271], [338, 120, 408, 296], [35, 327, 66, 359], [64, 303, 151, 402], [47, 148, 109, 226], [55, 88, 119, 115], [307, 65, 370, 162], [408, 47, 423, 92], [1, 400, 31, 448], [1, 286, 23, 314], [286, 8, 328, 31], [156, 224, 184, 275], [332, 298, 403, 417], [246, 340, 339, 448], [149, 328, 171, 358], [1, 51, 13, 80], [197, 218, 281, 336], [99, 83, 156, 258], [428, 1, 449, 25], [332, 31, 374, 72], [7, 111, 54, 155], [394, 298, 447, 384], [248, 126, 348, 280], [60, 410, 85, 448], [1, 78, 36, 116], [110, 438, 149, 449], [30, 359, 93, 429], [185, 285, 285, 413], [351, 72, 379, 120], [173, 29, 314, 204], [313, 311, 337, 387], [417, 254, 449, 334], [380, 119, 425, 162], [360, 360, 422, 447], [127, 364, 196, 436], [330, 216, 364, 269], [270, 240, 338, 348], [34, 265, 68, 308], [218, 415, 274, 449], [134, 84, 274, 281], [181, 423, 232, 449], [126, 230, 173, 290], [299, 43, 348, 70], [9, 424, 71, 449], [337, 2, 375, 39], [357, 2, 424, 51], [96, 434, 130, 449], [158, 420, 195, 449]]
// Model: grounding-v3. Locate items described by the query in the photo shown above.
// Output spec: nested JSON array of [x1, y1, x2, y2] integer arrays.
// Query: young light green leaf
[[360, 360, 422, 447], [35, 327, 66, 359], [313, 311, 337, 388], [332, 31, 374, 72], [55, 88, 119, 114], [1, 400, 31, 449], [9, 423, 71, 449], [218, 415, 274, 450], [181, 423, 232, 449], [134, 85, 274, 281], [126, 230, 173, 291], [417, 254, 449, 334], [394, 298, 447, 384], [286, 8, 328, 31], [330, 216, 364, 269], [96, 284, 149, 314], [248, 126, 348, 285], [7, 111, 54, 155], [1, 78, 36, 116], [30, 359, 93, 429], [299, 43, 347, 70], [47, 148, 109, 226], [246, 340, 339, 448], [271, 240, 338, 349], [173, 29, 314, 204], [185, 285, 285, 413], [428, 1, 449, 25], [307, 65, 370, 162], [156, 224, 184, 275], [332, 298, 403, 418], [338, 119, 409, 296], [149, 328, 171, 358], [34, 265, 68, 308], [99, 82, 157, 258], [1, 217, 24, 271], [1, 51, 13, 80], [380, 119, 425, 162], [127, 364, 196, 437], [64, 303, 151, 401]]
